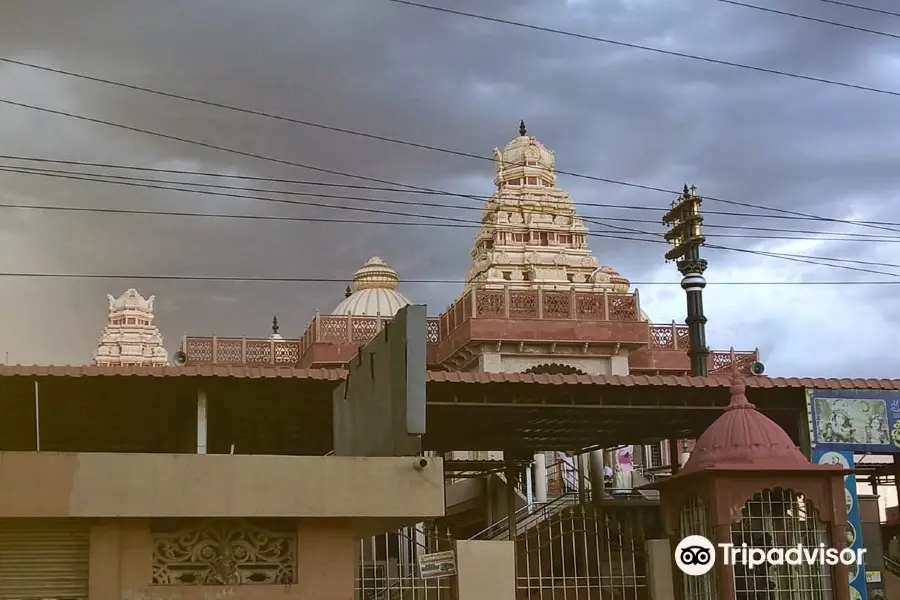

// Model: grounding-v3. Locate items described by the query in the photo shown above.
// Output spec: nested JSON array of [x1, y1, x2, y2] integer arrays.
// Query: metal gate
[[516, 504, 661, 599], [356, 524, 453, 600], [0, 519, 90, 600]]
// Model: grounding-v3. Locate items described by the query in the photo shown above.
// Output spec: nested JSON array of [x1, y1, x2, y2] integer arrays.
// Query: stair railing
[[470, 488, 582, 541], [886, 556, 900, 579]]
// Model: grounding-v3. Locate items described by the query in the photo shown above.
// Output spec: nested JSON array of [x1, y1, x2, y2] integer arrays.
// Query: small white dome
[[331, 257, 411, 317]]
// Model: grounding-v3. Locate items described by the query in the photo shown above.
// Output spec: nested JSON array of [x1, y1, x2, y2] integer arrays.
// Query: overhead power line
[[4, 163, 900, 248], [5, 162, 900, 241], [0, 271, 896, 285], [809, 0, 900, 18], [1, 165, 899, 279], [716, 0, 900, 40], [1, 59, 897, 236], [380, 0, 900, 98], [4, 155, 900, 232]]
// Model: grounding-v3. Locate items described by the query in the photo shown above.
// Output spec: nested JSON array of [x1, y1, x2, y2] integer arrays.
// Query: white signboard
[[419, 550, 457, 580]]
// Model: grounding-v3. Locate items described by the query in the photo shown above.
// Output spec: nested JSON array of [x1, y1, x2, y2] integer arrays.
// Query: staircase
[[469, 454, 660, 542], [471, 491, 582, 541], [885, 557, 900, 599]]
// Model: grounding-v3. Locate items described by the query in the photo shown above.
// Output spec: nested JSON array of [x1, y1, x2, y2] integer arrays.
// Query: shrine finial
[[344, 285, 353, 298], [271, 316, 279, 335], [727, 348, 753, 410], [519, 120, 527, 136]]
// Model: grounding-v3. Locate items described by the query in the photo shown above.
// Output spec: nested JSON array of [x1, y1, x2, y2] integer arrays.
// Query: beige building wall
[[0, 452, 449, 600], [0, 452, 444, 531], [454, 540, 515, 600]]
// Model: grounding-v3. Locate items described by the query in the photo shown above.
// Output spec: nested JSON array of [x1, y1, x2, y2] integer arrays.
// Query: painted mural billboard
[[806, 389, 900, 454]]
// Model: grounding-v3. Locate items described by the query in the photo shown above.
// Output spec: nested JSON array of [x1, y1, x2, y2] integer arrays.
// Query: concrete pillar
[[533, 453, 547, 503], [485, 476, 494, 524], [646, 539, 675, 600], [576, 454, 587, 504], [589, 449, 604, 493], [197, 389, 208, 454], [525, 464, 534, 509], [668, 439, 679, 474]]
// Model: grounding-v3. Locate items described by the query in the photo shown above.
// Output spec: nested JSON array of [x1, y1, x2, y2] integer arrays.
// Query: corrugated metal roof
[[0, 365, 898, 390]]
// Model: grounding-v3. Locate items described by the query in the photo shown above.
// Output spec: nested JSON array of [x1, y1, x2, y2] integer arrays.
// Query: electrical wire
[[380, 0, 900, 98], [4, 164, 900, 246], [6, 162, 900, 241], [0, 272, 896, 285], [1, 59, 898, 236], [0, 66, 896, 277], [3, 154, 900, 231], [808, 0, 900, 18], [715, 0, 900, 40], [1, 164, 899, 279]]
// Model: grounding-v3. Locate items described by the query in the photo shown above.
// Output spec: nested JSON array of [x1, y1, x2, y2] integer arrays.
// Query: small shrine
[[93, 289, 168, 367], [651, 373, 850, 599]]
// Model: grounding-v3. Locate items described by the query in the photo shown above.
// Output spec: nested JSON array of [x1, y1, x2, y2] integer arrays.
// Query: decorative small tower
[[93, 288, 168, 367], [651, 373, 850, 599], [269, 316, 283, 341]]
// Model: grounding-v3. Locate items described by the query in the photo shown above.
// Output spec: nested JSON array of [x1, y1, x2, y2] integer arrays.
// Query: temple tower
[[466, 121, 628, 293], [462, 123, 637, 377], [93, 288, 168, 367]]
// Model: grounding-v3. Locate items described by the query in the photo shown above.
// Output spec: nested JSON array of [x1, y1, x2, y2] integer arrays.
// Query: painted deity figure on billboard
[[814, 397, 890, 446]]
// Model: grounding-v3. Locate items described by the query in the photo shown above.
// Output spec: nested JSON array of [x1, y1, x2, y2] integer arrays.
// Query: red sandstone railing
[[435, 287, 641, 341], [180, 286, 758, 371]]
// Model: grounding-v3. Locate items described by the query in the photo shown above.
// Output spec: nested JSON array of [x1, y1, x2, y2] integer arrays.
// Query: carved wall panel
[[151, 518, 296, 586]]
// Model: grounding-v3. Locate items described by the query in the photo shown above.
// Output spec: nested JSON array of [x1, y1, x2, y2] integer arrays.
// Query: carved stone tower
[[93, 288, 168, 367], [466, 122, 630, 293]]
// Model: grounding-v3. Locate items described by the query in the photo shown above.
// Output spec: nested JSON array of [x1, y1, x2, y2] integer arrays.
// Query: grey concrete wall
[[333, 304, 426, 457]]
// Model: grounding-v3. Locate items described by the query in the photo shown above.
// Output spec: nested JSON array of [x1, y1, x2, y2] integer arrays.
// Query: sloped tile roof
[[0, 365, 897, 390]]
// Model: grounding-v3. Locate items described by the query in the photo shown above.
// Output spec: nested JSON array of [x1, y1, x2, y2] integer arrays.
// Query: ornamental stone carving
[[464, 126, 630, 294], [94, 288, 168, 367]]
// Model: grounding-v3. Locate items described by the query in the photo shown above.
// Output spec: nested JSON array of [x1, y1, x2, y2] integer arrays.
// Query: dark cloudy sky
[[1, 0, 898, 376]]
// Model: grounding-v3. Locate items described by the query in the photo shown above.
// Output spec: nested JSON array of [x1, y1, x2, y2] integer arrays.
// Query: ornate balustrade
[[436, 287, 641, 340], [183, 336, 303, 366], [181, 287, 758, 372]]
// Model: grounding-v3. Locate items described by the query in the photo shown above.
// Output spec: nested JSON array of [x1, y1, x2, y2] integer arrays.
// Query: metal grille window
[[679, 496, 715, 600], [731, 489, 834, 599]]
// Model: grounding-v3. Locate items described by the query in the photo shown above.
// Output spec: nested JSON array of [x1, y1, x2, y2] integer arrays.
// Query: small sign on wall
[[419, 550, 457, 579]]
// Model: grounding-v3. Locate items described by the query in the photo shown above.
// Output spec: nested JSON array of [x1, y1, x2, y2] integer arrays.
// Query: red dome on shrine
[[681, 376, 812, 473]]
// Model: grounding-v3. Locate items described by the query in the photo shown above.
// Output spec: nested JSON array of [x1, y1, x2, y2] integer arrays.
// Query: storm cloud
[[0, 0, 898, 376]]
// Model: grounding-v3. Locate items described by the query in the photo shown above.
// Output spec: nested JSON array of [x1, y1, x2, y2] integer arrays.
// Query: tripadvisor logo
[[675, 535, 865, 577]]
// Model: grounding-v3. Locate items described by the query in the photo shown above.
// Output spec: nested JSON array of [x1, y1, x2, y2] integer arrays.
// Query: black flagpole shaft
[[678, 245, 709, 377]]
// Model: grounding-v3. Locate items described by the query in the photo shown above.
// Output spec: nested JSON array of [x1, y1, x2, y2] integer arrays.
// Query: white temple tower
[[466, 120, 630, 293], [93, 288, 168, 367]]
